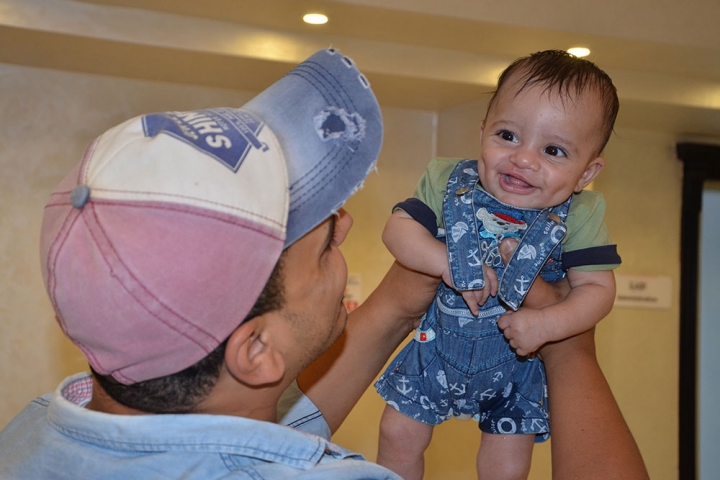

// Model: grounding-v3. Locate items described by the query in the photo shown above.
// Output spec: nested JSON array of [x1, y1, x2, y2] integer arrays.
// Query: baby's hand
[[443, 264, 498, 316], [496, 307, 549, 356]]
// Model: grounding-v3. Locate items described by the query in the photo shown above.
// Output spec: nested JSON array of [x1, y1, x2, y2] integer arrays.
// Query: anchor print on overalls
[[375, 159, 573, 435]]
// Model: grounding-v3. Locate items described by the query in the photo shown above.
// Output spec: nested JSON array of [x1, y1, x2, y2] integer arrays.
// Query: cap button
[[455, 186, 470, 196], [70, 185, 91, 208]]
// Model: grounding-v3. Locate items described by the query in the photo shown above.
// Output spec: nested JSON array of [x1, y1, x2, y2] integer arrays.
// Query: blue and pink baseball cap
[[39, 48, 382, 385]]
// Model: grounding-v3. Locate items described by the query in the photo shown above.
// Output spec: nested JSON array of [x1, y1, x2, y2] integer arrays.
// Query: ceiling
[[2, 0, 720, 139]]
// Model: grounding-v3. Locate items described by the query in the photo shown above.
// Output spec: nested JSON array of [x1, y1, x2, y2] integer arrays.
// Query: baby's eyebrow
[[549, 134, 576, 150], [490, 119, 517, 129]]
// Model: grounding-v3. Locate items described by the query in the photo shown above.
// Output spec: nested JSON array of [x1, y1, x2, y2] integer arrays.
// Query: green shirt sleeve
[[413, 157, 464, 229], [563, 190, 619, 271]]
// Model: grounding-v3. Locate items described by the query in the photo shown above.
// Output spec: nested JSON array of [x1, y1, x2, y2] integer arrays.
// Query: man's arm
[[298, 261, 437, 433], [541, 331, 649, 479], [502, 239, 648, 479]]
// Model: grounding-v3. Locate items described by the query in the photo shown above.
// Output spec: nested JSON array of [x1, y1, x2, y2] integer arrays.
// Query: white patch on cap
[[81, 114, 288, 235]]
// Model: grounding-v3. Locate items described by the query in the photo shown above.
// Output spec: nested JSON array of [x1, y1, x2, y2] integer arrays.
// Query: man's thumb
[[499, 238, 519, 265]]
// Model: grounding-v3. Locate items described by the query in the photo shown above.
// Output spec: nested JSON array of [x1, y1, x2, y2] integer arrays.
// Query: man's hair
[[92, 255, 286, 413], [487, 49, 619, 156]]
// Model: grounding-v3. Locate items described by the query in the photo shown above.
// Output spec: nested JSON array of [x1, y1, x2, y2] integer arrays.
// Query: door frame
[[676, 142, 720, 479]]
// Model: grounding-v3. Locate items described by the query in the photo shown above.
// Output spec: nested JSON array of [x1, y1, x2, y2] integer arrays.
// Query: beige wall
[[1, 62, 687, 479], [595, 129, 682, 478]]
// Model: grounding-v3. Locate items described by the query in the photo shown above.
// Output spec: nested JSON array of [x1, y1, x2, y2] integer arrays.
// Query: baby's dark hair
[[488, 50, 619, 155]]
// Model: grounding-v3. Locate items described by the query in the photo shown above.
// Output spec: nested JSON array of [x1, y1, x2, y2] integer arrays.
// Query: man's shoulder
[[0, 395, 52, 440], [0, 390, 57, 477], [278, 380, 331, 439], [277, 458, 402, 479]]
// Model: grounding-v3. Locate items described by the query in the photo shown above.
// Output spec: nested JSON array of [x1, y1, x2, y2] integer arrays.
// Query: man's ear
[[574, 156, 605, 192], [224, 320, 285, 386]]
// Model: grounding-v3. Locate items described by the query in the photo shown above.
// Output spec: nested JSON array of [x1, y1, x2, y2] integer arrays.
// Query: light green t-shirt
[[413, 158, 619, 271]]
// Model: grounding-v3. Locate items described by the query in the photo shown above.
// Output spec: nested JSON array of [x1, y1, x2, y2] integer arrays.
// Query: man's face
[[276, 209, 353, 371], [478, 72, 605, 209]]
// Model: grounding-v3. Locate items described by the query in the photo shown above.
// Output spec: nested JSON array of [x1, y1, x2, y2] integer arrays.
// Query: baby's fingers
[[477, 285, 491, 306], [513, 343, 533, 357], [461, 290, 480, 316], [497, 311, 511, 331], [483, 265, 499, 298]]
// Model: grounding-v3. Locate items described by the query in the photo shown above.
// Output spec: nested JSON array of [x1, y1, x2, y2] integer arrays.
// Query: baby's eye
[[544, 145, 566, 157], [498, 130, 517, 143]]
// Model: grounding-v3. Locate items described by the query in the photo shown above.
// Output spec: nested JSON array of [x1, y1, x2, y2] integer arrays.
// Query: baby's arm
[[383, 209, 497, 315], [382, 209, 449, 279], [497, 268, 615, 356]]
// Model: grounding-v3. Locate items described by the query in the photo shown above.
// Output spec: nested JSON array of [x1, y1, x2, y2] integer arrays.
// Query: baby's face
[[478, 73, 606, 209]]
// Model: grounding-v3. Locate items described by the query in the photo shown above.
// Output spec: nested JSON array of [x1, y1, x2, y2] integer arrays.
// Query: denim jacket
[[0, 373, 400, 479]]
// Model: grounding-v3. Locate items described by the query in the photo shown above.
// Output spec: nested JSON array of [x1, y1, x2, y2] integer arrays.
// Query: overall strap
[[442, 160, 484, 290], [498, 197, 572, 310]]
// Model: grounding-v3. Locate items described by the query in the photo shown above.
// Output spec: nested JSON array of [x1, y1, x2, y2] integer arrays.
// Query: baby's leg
[[377, 404, 434, 480], [476, 432, 534, 480]]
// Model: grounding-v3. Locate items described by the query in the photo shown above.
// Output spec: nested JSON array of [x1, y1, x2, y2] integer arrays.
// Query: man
[[0, 47, 397, 478], [0, 48, 647, 479]]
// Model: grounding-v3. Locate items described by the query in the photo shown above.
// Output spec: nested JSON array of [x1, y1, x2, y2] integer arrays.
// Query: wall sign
[[614, 273, 672, 309]]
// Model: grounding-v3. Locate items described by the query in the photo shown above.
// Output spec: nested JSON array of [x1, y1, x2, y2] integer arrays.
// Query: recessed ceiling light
[[567, 47, 590, 58], [303, 13, 328, 25]]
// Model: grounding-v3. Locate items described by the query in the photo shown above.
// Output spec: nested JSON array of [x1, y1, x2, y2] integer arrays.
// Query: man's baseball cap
[[39, 48, 382, 385]]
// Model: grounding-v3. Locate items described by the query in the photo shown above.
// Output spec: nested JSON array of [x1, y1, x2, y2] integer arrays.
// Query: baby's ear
[[575, 156, 605, 192]]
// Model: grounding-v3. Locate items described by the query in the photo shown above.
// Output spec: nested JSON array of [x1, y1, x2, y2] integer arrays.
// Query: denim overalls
[[375, 160, 571, 440]]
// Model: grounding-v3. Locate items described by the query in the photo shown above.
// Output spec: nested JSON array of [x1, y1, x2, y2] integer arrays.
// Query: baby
[[375, 50, 620, 480]]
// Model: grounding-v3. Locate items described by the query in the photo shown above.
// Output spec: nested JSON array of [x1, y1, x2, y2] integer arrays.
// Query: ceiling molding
[[2, 0, 720, 136]]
